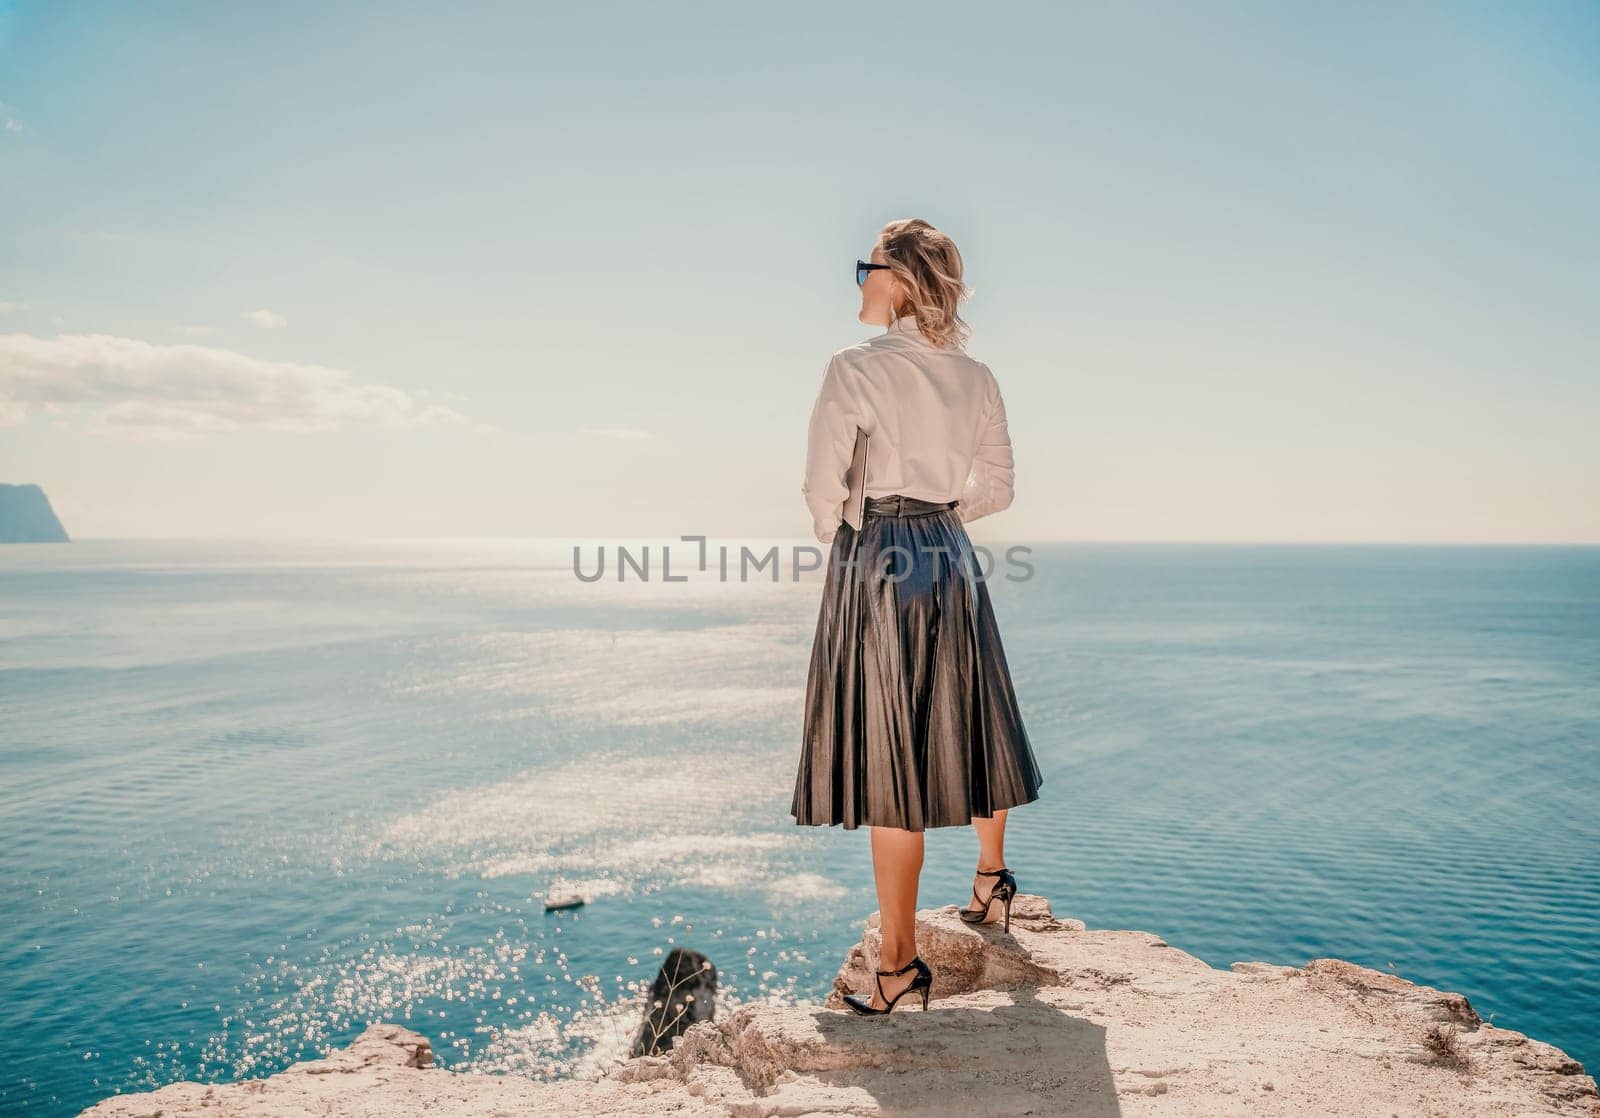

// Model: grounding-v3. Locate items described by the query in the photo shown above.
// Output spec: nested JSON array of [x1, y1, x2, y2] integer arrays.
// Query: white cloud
[[0, 332, 472, 438], [579, 426, 652, 440], [0, 100, 22, 133], [243, 308, 287, 329], [0, 301, 27, 313]]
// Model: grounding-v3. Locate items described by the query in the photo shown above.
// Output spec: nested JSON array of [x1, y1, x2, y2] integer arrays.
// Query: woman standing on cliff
[[790, 218, 1045, 1015]]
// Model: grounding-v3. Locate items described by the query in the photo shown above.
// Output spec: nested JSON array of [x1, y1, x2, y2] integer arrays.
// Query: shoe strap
[[968, 867, 1012, 911], [875, 956, 924, 976]]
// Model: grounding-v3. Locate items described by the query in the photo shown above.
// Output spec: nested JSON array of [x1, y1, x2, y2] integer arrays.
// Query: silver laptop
[[842, 427, 870, 532]]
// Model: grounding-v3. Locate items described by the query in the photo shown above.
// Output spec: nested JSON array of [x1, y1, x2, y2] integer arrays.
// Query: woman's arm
[[800, 355, 861, 545], [958, 369, 1015, 524]]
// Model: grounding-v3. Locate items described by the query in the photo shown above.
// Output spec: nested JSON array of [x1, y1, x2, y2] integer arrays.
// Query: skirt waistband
[[864, 494, 960, 519]]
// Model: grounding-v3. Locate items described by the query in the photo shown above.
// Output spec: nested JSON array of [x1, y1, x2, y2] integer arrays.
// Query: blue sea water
[[1, 539, 1596, 1115]]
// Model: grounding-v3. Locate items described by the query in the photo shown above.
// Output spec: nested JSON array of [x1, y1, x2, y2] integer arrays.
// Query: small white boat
[[543, 892, 586, 911]]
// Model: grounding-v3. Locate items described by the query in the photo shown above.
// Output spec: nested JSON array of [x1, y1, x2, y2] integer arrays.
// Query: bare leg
[[964, 808, 1008, 920], [867, 824, 924, 1009]]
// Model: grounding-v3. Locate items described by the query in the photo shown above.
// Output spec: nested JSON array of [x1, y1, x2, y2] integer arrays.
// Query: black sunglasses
[[856, 259, 891, 287]]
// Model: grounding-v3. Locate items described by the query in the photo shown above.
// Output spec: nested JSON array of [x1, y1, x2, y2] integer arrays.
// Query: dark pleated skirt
[[790, 494, 1045, 831]]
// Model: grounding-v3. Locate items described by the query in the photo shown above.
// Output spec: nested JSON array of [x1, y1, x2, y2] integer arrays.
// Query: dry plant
[[1421, 1021, 1474, 1072]]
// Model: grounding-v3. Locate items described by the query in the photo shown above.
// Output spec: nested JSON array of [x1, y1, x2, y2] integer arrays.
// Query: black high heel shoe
[[958, 866, 1018, 933], [842, 955, 933, 1015]]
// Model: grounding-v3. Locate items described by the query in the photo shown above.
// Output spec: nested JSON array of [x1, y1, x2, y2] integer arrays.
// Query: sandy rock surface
[[81, 894, 1598, 1117]]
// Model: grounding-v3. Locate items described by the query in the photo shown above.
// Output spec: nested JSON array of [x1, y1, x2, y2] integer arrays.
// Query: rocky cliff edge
[[80, 895, 1598, 1117]]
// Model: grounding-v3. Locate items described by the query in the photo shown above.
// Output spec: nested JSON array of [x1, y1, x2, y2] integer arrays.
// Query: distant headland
[[0, 483, 70, 543]]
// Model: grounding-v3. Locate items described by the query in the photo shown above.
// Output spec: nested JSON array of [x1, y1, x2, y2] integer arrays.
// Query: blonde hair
[[878, 218, 973, 350]]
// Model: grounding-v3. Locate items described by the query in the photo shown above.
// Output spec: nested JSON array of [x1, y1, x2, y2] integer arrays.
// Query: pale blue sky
[[2, 1, 1596, 541]]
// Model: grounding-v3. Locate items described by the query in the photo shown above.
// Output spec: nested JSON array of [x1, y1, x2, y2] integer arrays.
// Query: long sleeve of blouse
[[801, 355, 864, 546], [957, 373, 1016, 525]]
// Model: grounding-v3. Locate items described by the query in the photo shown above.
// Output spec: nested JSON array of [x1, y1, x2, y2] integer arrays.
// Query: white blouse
[[801, 314, 1015, 545]]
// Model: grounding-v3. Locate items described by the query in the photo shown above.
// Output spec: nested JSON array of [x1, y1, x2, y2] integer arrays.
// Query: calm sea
[[1, 539, 1596, 1115]]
